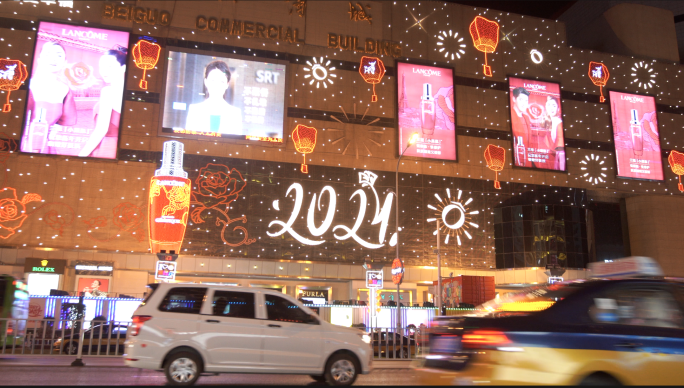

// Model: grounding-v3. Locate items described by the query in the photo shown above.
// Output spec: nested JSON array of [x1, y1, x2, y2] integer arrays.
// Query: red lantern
[[588, 61, 610, 103], [668, 150, 684, 192], [132, 39, 161, 90], [469, 16, 499, 77], [484, 144, 505, 189], [0, 59, 28, 113], [359, 56, 385, 102], [292, 124, 317, 173]]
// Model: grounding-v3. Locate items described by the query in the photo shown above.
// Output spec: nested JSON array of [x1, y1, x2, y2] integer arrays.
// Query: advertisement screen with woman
[[20, 22, 130, 159], [161, 50, 286, 142], [508, 77, 566, 171], [609, 91, 664, 181], [76, 277, 110, 298], [396, 62, 456, 161]]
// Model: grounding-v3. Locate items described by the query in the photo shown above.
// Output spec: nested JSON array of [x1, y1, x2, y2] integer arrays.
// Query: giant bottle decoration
[[148, 141, 191, 254]]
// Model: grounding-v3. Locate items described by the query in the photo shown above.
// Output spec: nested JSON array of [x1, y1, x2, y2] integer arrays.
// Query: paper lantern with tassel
[[588, 61, 610, 103], [292, 124, 317, 173], [359, 56, 385, 102], [469, 16, 499, 77], [668, 150, 684, 192], [132, 39, 161, 90], [484, 144, 505, 189], [0, 59, 28, 113]]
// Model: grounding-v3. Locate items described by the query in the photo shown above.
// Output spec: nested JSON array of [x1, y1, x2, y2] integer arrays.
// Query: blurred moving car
[[371, 331, 417, 358], [124, 283, 372, 386], [416, 257, 684, 385], [53, 323, 127, 355]]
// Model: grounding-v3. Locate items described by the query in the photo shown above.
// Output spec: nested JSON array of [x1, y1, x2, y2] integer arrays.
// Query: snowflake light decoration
[[630, 61, 656, 90], [427, 189, 479, 245], [435, 30, 466, 61], [303, 57, 336, 89], [580, 154, 608, 185]]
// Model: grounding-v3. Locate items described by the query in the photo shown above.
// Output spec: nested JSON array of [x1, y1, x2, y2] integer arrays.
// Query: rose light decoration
[[359, 56, 385, 102], [0, 59, 28, 113], [668, 150, 684, 192], [484, 144, 505, 189], [588, 61, 610, 103], [132, 39, 161, 90], [469, 16, 499, 77], [292, 124, 317, 173]]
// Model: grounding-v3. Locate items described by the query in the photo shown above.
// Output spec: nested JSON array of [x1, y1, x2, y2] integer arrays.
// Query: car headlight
[[361, 334, 371, 344]]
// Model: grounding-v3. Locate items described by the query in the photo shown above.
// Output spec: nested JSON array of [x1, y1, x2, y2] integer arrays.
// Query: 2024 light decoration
[[484, 144, 505, 189], [668, 150, 684, 192], [132, 39, 161, 90], [469, 16, 499, 77], [0, 59, 28, 113], [359, 56, 385, 102], [292, 124, 317, 173], [588, 61, 609, 103]]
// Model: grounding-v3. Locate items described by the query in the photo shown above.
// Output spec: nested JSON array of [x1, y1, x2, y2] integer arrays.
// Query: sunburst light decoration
[[325, 104, 384, 159], [303, 57, 336, 89], [435, 30, 466, 61], [427, 189, 479, 245], [630, 61, 657, 90], [580, 154, 608, 185]]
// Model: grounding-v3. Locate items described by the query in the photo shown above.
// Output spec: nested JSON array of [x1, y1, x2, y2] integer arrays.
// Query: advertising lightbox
[[508, 77, 566, 171], [609, 91, 664, 181], [161, 50, 287, 143], [20, 22, 130, 159], [397, 62, 456, 161]]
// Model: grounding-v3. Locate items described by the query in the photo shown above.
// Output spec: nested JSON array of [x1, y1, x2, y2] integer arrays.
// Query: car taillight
[[462, 330, 510, 348], [131, 315, 152, 336]]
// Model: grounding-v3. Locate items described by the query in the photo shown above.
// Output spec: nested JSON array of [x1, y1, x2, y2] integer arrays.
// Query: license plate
[[431, 336, 461, 353]]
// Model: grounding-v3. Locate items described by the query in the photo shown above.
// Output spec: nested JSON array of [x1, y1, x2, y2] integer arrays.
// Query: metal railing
[[364, 327, 428, 360], [0, 318, 131, 357]]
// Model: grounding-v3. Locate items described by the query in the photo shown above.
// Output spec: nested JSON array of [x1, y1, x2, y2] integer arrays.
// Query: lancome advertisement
[[20, 22, 130, 159], [396, 62, 456, 161], [609, 91, 664, 181], [161, 50, 287, 142], [508, 77, 566, 171]]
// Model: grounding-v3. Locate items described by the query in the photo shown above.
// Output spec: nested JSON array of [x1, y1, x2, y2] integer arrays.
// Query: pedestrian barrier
[[364, 326, 427, 360]]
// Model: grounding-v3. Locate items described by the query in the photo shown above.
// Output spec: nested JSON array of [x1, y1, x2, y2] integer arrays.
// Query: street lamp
[[394, 132, 418, 348]]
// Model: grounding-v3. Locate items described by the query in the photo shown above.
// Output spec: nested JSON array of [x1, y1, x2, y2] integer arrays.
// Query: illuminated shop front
[[0, 0, 682, 307]]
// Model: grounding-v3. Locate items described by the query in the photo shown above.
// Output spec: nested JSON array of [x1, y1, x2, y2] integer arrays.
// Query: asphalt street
[[0, 357, 418, 385]]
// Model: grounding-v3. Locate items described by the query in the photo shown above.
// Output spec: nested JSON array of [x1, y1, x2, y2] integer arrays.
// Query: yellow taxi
[[416, 257, 684, 385]]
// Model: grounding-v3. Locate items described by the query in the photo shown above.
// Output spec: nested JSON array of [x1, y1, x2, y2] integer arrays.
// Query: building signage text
[[327, 34, 402, 57], [102, 3, 172, 26], [196, 16, 304, 44]]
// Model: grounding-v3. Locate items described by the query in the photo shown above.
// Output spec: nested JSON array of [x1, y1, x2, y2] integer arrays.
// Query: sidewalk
[[0, 356, 414, 369]]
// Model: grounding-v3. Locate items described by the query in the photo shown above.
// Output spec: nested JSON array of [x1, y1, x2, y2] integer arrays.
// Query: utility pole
[[436, 220, 442, 315]]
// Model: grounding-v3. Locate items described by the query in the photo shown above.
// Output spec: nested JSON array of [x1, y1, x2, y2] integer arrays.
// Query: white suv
[[123, 283, 372, 386]]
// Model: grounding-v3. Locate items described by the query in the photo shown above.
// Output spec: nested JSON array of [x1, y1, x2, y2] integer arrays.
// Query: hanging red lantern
[[132, 39, 161, 90], [292, 124, 317, 173], [469, 16, 499, 77], [588, 61, 610, 103], [359, 56, 385, 102], [0, 59, 28, 113], [668, 150, 684, 192], [484, 144, 505, 189]]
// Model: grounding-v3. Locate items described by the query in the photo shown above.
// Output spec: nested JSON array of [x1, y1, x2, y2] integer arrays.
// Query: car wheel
[[164, 352, 201, 386], [64, 341, 78, 355], [310, 375, 326, 383], [579, 373, 621, 386], [324, 353, 359, 386]]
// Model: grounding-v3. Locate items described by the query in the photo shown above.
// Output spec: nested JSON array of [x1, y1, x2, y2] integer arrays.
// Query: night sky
[[450, 1, 576, 19]]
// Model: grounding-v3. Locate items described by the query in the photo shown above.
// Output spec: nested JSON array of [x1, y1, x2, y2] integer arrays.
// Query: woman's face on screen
[[546, 99, 558, 117], [205, 69, 229, 99], [39, 43, 66, 74], [99, 54, 124, 84]]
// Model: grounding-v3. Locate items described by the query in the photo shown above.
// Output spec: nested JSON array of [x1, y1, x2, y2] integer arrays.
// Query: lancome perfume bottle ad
[[609, 91, 663, 181], [396, 62, 456, 161], [508, 77, 566, 171], [20, 22, 130, 159]]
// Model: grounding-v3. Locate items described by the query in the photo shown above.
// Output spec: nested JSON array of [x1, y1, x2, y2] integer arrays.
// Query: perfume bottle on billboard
[[515, 136, 526, 166], [148, 141, 191, 254], [421, 83, 435, 136], [630, 109, 643, 156], [28, 108, 48, 153]]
